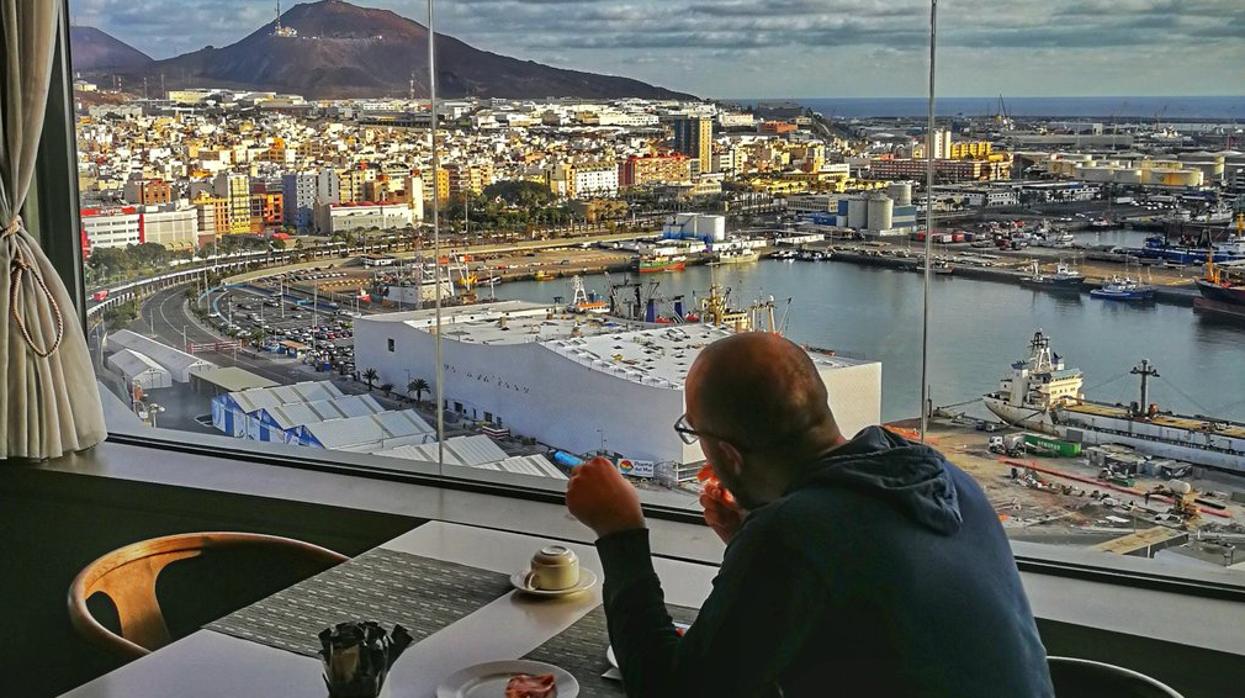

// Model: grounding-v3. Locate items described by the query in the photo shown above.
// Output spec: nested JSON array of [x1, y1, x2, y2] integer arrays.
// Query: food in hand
[[505, 673, 557, 698], [697, 464, 735, 504]]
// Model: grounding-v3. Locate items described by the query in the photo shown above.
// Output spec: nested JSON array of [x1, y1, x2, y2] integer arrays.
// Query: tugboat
[[1090, 276, 1154, 302]]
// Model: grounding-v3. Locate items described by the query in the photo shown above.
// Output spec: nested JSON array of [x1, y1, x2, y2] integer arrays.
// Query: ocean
[[731, 96, 1245, 121]]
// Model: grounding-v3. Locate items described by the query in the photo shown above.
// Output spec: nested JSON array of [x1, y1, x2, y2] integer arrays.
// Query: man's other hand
[[700, 482, 746, 544], [566, 456, 646, 538]]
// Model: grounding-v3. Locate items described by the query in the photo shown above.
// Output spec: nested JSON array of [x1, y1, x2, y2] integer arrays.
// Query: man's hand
[[700, 481, 747, 544], [566, 457, 646, 538]]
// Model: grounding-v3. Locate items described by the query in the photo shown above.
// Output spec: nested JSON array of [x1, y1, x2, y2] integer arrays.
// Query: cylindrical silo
[[886, 181, 913, 206], [866, 195, 894, 232], [847, 198, 867, 229]]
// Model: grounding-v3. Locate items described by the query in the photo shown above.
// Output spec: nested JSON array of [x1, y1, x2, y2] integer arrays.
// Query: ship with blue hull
[[1090, 276, 1155, 302]]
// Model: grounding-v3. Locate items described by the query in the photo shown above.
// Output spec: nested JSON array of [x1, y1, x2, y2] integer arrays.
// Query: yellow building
[[212, 173, 252, 234], [193, 191, 231, 237], [950, 141, 993, 159]]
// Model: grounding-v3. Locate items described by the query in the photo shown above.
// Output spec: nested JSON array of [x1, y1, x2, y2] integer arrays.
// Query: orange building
[[759, 121, 797, 135], [123, 178, 173, 205], [619, 153, 692, 189], [249, 192, 285, 231]]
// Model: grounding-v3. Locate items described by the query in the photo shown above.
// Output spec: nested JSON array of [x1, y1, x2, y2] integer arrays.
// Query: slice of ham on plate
[[505, 673, 556, 698]]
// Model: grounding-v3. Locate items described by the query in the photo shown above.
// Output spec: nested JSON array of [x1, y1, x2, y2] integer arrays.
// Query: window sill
[[18, 437, 1245, 659]]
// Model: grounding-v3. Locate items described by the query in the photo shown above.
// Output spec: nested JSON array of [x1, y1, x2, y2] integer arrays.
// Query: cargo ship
[[636, 256, 687, 273], [983, 331, 1245, 473]]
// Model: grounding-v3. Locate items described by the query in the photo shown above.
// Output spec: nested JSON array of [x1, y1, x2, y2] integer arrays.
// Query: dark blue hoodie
[[598, 426, 1054, 697]]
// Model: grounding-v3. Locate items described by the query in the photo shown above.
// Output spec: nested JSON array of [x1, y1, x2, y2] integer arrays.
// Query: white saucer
[[509, 568, 597, 597], [607, 622, 689, 668], [436, 659, 578, 698]]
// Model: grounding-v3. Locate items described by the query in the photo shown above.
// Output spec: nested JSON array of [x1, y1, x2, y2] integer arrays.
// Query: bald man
[[567, 333, 1053, 697]]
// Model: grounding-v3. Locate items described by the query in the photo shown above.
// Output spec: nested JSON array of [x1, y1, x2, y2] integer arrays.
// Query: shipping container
[[1022, 432, 1081, 457]]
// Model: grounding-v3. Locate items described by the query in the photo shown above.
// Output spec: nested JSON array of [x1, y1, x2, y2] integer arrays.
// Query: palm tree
[[362, 368, 378, 391], [408, 378, 430, 404], [380, 382, 394, 397]]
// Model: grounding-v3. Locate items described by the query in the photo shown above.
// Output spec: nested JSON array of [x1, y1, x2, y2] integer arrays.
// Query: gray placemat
[[206, 547, 512, 657], [522, 604, 699, 697]]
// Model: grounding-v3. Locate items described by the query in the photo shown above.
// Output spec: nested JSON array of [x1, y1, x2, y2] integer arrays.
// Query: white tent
[[106, 348, 172, 391], [106, 329, 213, 382]]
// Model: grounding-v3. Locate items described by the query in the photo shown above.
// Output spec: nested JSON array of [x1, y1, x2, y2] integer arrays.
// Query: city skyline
[[70, 0, 1245, 99]]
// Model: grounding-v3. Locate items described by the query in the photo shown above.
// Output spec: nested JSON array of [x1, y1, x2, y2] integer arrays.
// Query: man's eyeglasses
[[674, 413, 701, 445]]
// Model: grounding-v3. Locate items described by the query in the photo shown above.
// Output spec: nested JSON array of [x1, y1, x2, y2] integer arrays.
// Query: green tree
[[102, 300, 139, 330], [362, 368, 378, 391], [407, 378, 430, 404], [380, 382, 394, 397]]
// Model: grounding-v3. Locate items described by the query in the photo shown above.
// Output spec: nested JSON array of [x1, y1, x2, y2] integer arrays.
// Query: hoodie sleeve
[[597, 511, 825, 697]]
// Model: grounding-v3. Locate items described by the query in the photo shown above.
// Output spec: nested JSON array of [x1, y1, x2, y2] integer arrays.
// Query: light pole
[[919, 0, 938, 443]]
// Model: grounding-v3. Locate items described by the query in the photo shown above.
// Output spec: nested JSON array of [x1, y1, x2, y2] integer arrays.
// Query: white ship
[[983, 331, 1245, 473]]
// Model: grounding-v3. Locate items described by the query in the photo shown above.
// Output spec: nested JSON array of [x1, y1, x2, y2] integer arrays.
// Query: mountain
[[104, 0, 692, 100], [70, 26, 154, 72]]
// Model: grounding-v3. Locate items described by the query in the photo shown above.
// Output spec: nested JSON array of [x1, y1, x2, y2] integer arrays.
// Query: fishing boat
[[1020, 261, 1084, 290], [1138, 216, 1245, 265], [716, 248, 760, 265], [1193, 222, 1245, 320], [1090, 275, 1154, 302], [636, 256, 687, 274], [566, 276, 608, 314], [769, 248, 798, 261], [984, 331, 1245, 473], [796, 249, 830, 262]]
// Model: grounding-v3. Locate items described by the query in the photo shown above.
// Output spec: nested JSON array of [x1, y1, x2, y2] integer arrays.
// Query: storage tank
[[847, 198, 868, 229], [886, 182, 913, 206], [1115, 169, 1143, 185], [866, 195, 894, 232]]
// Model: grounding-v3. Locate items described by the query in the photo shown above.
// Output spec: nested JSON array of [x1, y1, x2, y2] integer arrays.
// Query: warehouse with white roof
[[211, 380, 345, 437], [355, 301, 882, 464]]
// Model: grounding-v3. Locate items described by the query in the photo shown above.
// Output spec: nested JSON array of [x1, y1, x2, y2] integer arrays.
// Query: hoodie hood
[[791, 426, 963, 535]]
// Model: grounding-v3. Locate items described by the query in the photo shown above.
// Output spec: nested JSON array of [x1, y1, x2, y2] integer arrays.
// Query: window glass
[[68, 1, 1245, 574]]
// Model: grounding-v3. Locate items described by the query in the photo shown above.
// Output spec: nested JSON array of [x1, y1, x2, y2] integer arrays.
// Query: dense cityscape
[[72, 1, 1245, 575]]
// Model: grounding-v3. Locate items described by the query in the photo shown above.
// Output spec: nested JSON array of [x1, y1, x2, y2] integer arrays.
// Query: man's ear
[[717, 440, 745, 479]]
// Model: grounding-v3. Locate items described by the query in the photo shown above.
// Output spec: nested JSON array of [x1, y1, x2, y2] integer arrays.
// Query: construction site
[[899, 419, 1245, 571]]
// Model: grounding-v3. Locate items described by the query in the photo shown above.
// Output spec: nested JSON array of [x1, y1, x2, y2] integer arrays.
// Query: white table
[[59, 521, 718, 698]]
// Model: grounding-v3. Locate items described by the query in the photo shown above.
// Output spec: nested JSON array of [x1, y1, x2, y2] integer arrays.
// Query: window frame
[[38, 0, 1245, 604]]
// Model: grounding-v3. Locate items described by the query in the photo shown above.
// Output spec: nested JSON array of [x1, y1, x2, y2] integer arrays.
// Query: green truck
[[1022, 432, 1082, 458]]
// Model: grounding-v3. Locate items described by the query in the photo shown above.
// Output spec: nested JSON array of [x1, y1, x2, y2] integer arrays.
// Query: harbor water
[[492, 261, 1245, 424]]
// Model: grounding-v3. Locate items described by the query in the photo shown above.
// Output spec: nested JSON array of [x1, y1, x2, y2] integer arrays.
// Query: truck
[[988, 434, 1026, 457]]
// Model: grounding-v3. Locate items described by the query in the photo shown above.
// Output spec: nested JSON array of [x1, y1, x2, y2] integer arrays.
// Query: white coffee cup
[[529, 545, 580, 590]]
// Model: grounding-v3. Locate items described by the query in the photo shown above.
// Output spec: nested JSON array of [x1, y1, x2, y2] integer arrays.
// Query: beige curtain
[[1, 0, 106, 459]]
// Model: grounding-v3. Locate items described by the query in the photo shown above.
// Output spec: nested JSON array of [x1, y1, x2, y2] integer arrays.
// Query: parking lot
[[209, 285, 360, 379]]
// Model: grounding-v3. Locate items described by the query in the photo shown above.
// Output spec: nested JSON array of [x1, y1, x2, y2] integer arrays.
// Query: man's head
[[685, 333, 845, 509]]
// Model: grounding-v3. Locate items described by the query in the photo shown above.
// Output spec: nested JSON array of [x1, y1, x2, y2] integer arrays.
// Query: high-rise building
[[672, 116, 713, 175], [212, 172, 252, 234], [316, 168, 341, 207], [282, 172, 317, 231]]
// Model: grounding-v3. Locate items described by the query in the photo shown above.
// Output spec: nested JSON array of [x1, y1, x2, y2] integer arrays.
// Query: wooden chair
[[1048, 656, 1184, 698], [68, 531, 348, 660]]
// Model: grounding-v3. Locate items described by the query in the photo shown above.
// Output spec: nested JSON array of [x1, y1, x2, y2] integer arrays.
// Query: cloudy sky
[[70, 0, 1245, 98]]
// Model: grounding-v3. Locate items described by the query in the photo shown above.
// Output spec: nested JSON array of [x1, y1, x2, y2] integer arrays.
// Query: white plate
[[509, 568, 597, 597], [607, 622, 689, 669], [436, 660, 578, 698]]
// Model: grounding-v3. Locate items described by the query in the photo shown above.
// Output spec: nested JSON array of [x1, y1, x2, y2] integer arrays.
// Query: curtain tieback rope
[[3, 215, 64, 358]]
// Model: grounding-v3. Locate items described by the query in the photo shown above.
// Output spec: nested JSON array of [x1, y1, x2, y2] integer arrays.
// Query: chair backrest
[[1048, 656, 1184, 698], [68, 531, 347, 660]]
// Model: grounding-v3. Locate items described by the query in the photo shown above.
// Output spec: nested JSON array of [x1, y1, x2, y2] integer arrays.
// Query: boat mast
[[1130, 359, 1159, 415]]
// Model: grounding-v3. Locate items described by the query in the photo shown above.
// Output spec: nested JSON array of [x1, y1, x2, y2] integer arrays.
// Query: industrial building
[[354, 301, 882, 465], [317, 201, 414, 234], [811, 188, 918, 235]]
